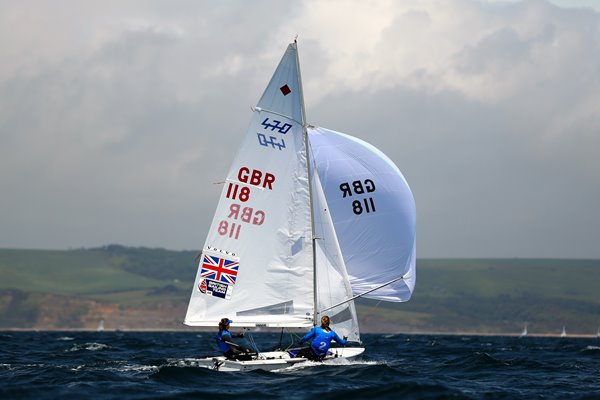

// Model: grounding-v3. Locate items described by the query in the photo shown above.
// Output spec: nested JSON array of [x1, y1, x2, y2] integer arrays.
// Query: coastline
[[2, 327, 598, 338]]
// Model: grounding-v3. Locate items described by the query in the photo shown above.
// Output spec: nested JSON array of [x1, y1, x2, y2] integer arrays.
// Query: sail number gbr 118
[[218, 167, 274, 240], [224, 167, 275, 202], [340, 179, 377, 215]]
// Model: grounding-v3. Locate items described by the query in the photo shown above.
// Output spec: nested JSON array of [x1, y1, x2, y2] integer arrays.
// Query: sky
[[1, 0, 599, 258]]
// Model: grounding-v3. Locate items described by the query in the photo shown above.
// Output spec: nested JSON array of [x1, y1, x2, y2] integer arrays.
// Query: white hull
[[196, 347, 365, 372]]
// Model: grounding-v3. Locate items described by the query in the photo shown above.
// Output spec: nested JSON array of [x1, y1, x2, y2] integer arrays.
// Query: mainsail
[[184, 43, 314, 328]]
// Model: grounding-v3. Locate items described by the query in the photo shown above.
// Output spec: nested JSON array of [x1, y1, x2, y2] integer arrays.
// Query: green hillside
[[0, 246, 195, 297], [375, 259, 600, 335], [1, 247, 599, 334]]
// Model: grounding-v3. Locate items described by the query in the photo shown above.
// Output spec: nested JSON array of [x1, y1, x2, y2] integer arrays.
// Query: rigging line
[[246, 330, 259, 353], [277, 328, 284, 350], [319, 275, 408, 313], [284, 330, 298, 351]]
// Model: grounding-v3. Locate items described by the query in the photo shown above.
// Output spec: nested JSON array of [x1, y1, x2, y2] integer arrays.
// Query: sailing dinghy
[[519, 325, 528, 338], [184, 42, 416, 371]]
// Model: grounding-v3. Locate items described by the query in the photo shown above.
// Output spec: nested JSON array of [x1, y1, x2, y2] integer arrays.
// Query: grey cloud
[[455, 28, 534, 75], [1, 0, 599, 257]]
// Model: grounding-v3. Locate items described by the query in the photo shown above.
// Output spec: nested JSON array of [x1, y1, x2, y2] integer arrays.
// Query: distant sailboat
[[596, 327, 599, 338], [560, 326, 566, 338], [519, 325, 528, 338], [97, 319, 105, 332]]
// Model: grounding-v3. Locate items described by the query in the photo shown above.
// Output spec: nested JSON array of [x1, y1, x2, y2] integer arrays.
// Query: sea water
[[1, 331, 599, 399]]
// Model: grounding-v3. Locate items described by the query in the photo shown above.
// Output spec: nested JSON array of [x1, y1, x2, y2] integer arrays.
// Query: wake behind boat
[[184, 42, 416, 371]]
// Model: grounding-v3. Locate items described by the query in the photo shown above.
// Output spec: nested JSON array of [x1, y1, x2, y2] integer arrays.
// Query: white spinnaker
[[312, 169, 360, 342], [184, 44, 314, 327], [308, 126, 417, 302]]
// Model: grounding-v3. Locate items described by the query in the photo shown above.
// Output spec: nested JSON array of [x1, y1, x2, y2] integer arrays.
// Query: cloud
[[0, 0, 599, 257]]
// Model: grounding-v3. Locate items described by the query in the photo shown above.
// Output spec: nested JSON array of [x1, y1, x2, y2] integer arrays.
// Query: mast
[[293, 41, 317, 326]]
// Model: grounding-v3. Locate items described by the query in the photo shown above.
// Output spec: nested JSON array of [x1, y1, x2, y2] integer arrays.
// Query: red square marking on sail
[[280, 84, 291, 96]]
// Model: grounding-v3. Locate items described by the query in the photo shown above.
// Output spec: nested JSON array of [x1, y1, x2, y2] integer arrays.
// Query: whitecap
[[66, 342, 111, 352], [165, 357, 203, 367], [103, 363, 159, 373], [583, 345, 600, 351], [118, 364, 159, 373]]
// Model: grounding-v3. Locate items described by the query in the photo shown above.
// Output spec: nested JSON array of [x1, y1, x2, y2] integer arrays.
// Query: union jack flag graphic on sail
[[200, 255, 239, 285]]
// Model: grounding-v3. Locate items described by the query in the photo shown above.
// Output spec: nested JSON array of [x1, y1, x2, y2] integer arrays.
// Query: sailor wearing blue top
[[216, 317, 254, 360], [299, 315, 347, 360]]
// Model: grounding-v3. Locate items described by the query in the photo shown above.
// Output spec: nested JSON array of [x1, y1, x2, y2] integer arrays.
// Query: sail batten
[[254, 108, 304, 126]]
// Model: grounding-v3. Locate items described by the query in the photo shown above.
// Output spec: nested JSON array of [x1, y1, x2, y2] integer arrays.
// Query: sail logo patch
[[199, 279, 207, 293], [258, 133, 286, 150], [261, 118, 292, 134], [198, 254, 239, 300], [198, 278, 233, 299], [257, 118, 290, 151], [200, 254, 239, 285], [199, 279, 232, 299], [280, 84, 291, 96]]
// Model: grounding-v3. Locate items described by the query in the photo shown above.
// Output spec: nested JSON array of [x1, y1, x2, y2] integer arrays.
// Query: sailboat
[[561, 326, 567, 338], [184, 42, 416, 371], [519, 325, 528, 338]]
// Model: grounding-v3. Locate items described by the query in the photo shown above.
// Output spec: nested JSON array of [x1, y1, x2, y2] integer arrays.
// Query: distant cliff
[[1, 247, 599, 335]]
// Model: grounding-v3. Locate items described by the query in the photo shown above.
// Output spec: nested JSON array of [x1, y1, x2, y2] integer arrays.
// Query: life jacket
[[216, 329, 232, 353], [301, 326, 346, 357]]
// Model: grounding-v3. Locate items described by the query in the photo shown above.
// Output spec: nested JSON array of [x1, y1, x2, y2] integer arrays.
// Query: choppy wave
[[1, 332, 600, 399], [66, 342, 111, 352], [582, 345, 600, 353]]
